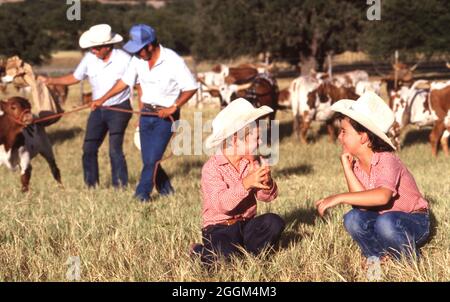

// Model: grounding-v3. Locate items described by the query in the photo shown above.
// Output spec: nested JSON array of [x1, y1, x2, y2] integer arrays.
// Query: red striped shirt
[[353, 152, 429, 214], [201, 154, 278, 228]]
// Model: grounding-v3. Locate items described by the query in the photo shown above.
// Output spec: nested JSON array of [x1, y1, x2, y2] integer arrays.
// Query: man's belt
[[143, 103, 167, 112]]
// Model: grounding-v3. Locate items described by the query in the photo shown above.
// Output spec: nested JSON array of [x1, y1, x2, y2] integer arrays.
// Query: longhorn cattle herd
[[195, 62, 450, 157], [0, 57, 449, 192]]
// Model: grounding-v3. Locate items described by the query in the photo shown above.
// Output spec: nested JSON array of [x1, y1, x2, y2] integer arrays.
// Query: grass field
[[0, 82, 449, 281]]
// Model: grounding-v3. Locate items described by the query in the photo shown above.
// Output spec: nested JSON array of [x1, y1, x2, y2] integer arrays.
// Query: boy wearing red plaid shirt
[[315, 92, 430, 263], [191, 98, 285, 264]]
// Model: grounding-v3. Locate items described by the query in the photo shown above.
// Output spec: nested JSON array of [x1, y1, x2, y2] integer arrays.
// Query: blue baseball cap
[[123, 24, 157, 54]]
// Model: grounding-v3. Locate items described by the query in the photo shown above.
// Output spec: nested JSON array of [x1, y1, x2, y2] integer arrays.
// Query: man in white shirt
[[40, 24, 133, 188], [92, 24, 198, 201]]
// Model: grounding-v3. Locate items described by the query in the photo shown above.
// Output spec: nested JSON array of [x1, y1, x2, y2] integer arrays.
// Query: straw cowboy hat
[[79, 24, 123, 49], [205, 98, 273, 149], [331, 91, 396, 150]]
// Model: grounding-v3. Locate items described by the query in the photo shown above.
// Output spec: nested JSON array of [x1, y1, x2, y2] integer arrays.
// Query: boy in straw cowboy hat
[[315, 92, 430, 263], [40, 24, 133, 188], [191, 98, 285, 264]]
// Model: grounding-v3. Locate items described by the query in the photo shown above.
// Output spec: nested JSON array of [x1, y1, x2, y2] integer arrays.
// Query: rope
[[32, 104, 91, 124]]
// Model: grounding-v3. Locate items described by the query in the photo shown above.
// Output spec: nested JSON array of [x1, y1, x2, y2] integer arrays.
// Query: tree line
[[0, 0, 449, 71]]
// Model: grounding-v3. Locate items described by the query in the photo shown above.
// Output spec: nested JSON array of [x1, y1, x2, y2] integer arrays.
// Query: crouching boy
[[191, 98, 285, 264]]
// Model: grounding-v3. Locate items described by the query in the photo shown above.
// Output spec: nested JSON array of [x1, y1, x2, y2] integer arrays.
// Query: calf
[[0, 97, 61, 191]]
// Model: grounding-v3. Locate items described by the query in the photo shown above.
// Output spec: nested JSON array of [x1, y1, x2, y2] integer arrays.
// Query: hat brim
[[79, 32, 123, 49], [331, 99, 396, 150], [205, 105, 273, 149], [123, 40, 148, 54]]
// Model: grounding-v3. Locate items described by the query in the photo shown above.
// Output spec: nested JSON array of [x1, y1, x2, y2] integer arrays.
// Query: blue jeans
[[134, 109, 179, 201], [343, 208, 430, 259], [197, 213, 285, 264], [82, 100, 132, 188]]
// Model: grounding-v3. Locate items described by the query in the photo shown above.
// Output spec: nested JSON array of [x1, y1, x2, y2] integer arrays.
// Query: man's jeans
[[134, 109, 179, 201], [344, 208, 430, 259], [82, 100, 132, 188]]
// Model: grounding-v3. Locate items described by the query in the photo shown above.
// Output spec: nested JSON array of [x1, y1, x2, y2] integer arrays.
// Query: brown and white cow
[[429, 84, 450, 156], [389, 80, 450, 156], [333, 70, 369, 88], [304, 81, 360, 142], [0, 97, 61, 192], [288, 75, 321, 143]]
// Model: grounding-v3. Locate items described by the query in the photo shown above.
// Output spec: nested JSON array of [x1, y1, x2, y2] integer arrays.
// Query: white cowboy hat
[[205, 98, 273, 149], [331, 91, 396, 150], [79, 24, 123, 49]]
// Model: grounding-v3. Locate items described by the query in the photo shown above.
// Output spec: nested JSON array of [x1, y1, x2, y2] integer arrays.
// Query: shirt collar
[[147, 45, 166, 69], [94, 48, 117, 67], [213, 149, 250, 168], [354, 152, 382, 170], [371, 152, 381, 166]]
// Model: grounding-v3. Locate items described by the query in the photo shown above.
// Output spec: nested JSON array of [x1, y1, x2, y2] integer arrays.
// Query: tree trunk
[[299, 28, 319, 76], [299, 55, 318, 77]]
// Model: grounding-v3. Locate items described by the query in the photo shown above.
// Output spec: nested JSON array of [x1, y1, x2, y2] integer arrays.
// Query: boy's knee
[[374, 213, 399, 242], [343, 209, 366, 235], [262, 213, 285, 234]]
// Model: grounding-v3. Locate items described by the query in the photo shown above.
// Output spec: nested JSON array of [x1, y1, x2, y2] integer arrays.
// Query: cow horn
[[197, 77, 220, 91], [235, 83, 252, 91], [410, 63, 419, 71]]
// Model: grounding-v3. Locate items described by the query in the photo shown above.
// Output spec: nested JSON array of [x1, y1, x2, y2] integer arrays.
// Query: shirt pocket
[[158, 74, 175, 94], [86, 70, 101, 89]]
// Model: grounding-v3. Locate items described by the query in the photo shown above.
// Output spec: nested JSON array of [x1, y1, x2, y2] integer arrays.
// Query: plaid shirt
[[201, 154, 278, 228], [353, 152, 429, 214]]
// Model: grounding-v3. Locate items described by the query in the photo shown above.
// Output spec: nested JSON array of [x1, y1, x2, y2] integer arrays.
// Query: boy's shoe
[[189, 243, 203, 259]]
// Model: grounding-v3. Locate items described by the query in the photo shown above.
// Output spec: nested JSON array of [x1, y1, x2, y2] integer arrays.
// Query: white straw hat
[[330, 91, 396, 150], [79, 24, 123, 49], [205, 98, 273, 149]]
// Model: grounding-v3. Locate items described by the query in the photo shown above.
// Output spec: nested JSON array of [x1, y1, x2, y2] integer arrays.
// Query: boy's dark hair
[[336, 113, 395, 153]]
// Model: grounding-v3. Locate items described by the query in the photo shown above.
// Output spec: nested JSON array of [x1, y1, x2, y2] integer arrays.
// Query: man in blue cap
[[92, 24, 198, 201]]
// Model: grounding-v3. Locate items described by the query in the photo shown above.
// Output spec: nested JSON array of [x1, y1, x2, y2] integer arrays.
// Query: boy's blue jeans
[[343, 208, 430, 259], [134, 109, 179, 201]]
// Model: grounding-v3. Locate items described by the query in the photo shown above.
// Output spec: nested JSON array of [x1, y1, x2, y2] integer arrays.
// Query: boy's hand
[[242, 161, 271, 191], [315, 195, 341, 217], [340, 152, 354, 170], [261, 165, 273, 188]]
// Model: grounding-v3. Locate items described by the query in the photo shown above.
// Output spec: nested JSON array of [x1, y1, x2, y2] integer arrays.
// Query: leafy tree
[[0, 2, 54, 64], [361, 0, 450, 61], [192, 0, 366, 74]]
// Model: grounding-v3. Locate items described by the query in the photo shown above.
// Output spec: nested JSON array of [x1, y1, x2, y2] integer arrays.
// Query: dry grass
[[0, 84, 449, 281]]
